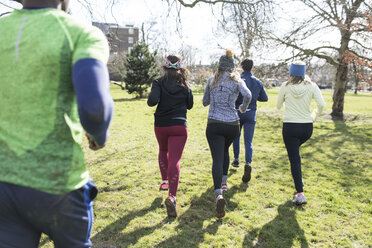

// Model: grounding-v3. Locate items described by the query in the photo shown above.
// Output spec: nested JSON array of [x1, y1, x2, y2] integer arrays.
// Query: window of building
[[128, 47, 133, 53], [128, 37, 134, 44], [128, 28, 134, 35]]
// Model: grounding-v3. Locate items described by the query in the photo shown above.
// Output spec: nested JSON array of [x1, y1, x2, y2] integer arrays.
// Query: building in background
[[93, 22, 139, 81], [93, 22, 139, 54]]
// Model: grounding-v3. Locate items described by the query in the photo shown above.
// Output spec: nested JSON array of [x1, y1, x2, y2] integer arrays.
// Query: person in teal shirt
[[0, 0, 114, 247]]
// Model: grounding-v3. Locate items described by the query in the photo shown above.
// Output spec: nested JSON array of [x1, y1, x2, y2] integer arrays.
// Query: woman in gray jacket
[[203, 50, 252, 218]]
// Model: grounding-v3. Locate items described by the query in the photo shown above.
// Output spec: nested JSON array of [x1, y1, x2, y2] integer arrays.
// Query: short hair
[[241, 59, 253, 72]]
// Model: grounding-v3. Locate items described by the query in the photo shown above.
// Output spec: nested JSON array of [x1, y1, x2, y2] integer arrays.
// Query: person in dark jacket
[[147, 55, 193, 218], [231, 59, 268, 183]]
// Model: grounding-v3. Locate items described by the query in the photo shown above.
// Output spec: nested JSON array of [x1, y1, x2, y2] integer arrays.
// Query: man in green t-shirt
[[0, 0, 114, 247]]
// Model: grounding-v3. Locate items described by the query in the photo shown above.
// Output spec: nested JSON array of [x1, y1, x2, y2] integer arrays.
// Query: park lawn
[[40, 87, 372, 248]]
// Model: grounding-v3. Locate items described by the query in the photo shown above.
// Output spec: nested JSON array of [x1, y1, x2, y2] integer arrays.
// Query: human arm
[[147, 79, 161, 107], [276, 83, 286, 109], [311, 84, 326, 122], [202, 77, 212, 107], [187, 88, 194, 110], [258, 83, 269, 102], [72, 58, 114, 149], [238, 80, 252, 113]]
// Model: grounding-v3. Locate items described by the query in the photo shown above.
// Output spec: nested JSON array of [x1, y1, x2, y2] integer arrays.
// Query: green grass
[[40, 87, 372, 248]]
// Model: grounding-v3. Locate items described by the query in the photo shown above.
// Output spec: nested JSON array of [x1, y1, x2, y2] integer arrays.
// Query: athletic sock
[[214, 189, 223, 198], [222, 175, 227, 185]]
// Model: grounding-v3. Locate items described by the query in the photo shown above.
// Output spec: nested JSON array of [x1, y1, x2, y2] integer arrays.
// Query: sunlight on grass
[[40, 86, 372, 248]]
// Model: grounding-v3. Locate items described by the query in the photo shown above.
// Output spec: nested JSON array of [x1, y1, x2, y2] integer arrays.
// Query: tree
[[269, 0, 371, 120], [123, 41, 159, 98], [107, 51, 127, 83], [215, 0, 274, 58], [165, 0, 259, 8]]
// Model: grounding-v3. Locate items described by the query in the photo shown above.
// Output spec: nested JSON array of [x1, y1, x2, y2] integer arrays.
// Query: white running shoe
[[293, 192, 307, 205]]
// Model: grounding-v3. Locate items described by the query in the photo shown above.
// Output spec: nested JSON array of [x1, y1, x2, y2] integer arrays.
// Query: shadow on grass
[[154, 169, 245, 248], [91, 197, 164, 247], [263, 116, 372, 191], [113, 98, 140, 102], [243, 201, 309, 248], [154, 186, 219, 248], [307, 119, 372, 189]]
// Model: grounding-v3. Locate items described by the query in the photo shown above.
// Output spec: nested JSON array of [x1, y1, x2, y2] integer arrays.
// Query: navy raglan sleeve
[[258, 81, 269, 102], [72, 58, 114, 146]]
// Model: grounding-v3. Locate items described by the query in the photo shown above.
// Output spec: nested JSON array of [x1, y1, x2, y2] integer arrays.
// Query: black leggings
[[206, 123, 240, 190], [282, 122, 313, 193]]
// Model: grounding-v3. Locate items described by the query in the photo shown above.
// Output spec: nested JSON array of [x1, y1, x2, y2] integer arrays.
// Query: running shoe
[[215, 194, 226, 218], [221, 184, 228, 192], [242, 163, 252, 183], [292, 192, 307, 205], [159, 182, 169, 191], [165, 195, 177, 217], [231, 159, 239, 168]]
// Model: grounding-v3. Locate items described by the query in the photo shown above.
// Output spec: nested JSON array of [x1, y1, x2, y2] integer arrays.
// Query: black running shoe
[[231, 159, 239, 168], [242, 163, 252, 183]]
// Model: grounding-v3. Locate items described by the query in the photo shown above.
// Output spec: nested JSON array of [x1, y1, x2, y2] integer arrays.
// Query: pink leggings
[[155, 125, 188, 196]]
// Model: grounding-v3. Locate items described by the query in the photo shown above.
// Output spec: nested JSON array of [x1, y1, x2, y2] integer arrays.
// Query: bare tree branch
[[0, 2, 17, 9], [169, 0, 258, 8]]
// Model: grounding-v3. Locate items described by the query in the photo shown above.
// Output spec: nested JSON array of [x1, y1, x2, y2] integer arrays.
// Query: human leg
[[241, 121, 255, 183], [206, 124, 225, 194], [231, 113, 245, 167], [231, 135, 240, 167], [299, 123, 313, 145], [242, 110, 256, 164], [0, 182, 41, 248], [223, 125, 240, 176], [155, 126, 169, 182], [47, 180, 98, 248], [0, 180, 97, 248], [282, 123, 304, 193], [167, 126, 188, 197], [243, 121, 256, 164], [221, 125, 239, 190]]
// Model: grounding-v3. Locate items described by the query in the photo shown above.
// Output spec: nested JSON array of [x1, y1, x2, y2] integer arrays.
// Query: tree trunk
[[331, 62, 348, 120], [331, 31, 351, 120], [353, 62, 359, 95]]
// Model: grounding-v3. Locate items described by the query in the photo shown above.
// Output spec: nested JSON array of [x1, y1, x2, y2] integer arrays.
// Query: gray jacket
[[203, 72, 252, 122]]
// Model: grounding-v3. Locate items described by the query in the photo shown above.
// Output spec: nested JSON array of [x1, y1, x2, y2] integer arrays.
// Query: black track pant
[[206, 123, 240, 190], [282, 122, 313, 193]]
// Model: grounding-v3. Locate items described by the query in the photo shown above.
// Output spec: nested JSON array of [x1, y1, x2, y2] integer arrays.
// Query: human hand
[[239, 106, 244, 113], [86, 133, 105, 151]]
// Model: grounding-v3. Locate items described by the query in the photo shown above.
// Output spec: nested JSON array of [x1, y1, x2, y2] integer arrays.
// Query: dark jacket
[[235, 71, 268, 110], [147, 77, 193, 127]]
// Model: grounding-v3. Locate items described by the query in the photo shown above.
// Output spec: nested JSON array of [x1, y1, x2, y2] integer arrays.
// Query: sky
[[0, 0, 341, 65], [69, 0, 226, 64], [1, 0, 264, 64]]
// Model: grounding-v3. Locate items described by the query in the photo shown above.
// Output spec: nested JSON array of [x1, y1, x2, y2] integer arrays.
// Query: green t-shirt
[[0, 8, 109, 194]]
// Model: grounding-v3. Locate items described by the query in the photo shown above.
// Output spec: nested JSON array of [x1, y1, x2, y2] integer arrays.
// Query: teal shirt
[[0, 8, 109, 194]]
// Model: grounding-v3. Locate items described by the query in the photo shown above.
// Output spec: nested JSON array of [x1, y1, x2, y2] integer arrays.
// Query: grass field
[[40, 87, 372, 248]]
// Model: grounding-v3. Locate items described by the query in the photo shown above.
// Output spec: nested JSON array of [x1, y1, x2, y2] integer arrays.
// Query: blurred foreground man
[[0, 0, 114, 247]]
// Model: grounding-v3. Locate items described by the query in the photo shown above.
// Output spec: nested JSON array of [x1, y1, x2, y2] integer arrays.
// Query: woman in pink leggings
[[147, 55, 193, 217]]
